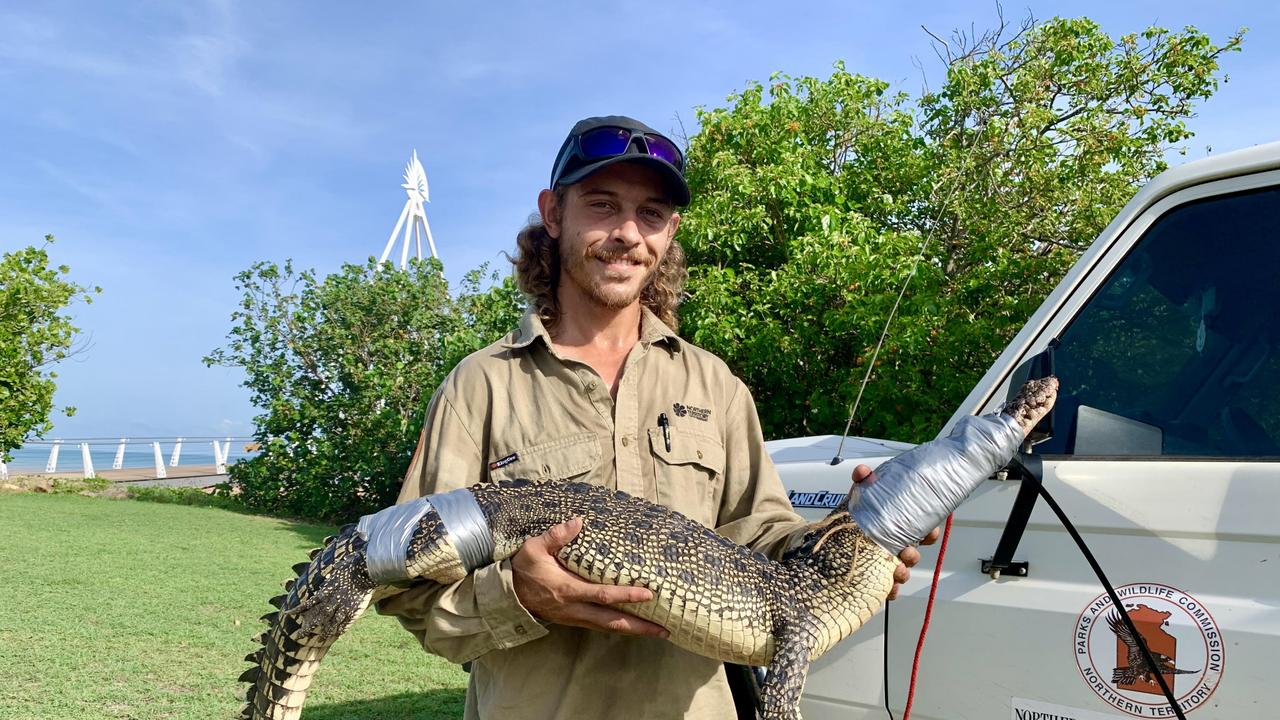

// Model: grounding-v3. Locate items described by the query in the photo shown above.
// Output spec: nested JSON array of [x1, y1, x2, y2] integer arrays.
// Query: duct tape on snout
[[849, 412, 1022, 556], [355, 487, 495, 585]]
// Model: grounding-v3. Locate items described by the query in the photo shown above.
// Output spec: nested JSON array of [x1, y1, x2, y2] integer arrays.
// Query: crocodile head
[[782, 502, 862, 574]]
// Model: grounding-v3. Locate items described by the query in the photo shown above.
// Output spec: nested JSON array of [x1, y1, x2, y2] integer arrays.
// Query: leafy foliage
[[205, 259, 522, 520], [679, 15, 1243, 442], [127, 484, 250, 512], [0, 236, 98, 460]]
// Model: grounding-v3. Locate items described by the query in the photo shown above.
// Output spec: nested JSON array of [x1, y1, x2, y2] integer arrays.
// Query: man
[[378, 116, 930, 719]]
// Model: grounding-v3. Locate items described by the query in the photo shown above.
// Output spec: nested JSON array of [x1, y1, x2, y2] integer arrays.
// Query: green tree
[[0, 236, 98, 460], [679, 15, 1243, 442], [205, 258, 522, 520]]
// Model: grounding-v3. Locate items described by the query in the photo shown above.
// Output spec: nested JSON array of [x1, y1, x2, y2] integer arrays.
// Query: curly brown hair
[[512, 187, 688, 333]]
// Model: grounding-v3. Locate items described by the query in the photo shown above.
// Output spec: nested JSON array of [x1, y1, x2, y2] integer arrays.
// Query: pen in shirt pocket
[[657, 412, 671, 452]]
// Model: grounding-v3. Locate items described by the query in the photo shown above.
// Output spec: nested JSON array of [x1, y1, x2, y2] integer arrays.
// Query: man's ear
[[537, 188, 562, 239], [668, 211, 681, 240]]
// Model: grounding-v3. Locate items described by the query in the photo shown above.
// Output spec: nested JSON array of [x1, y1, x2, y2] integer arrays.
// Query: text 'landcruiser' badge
[[1073, 583, 1223, 716], [787, 489, 846, 509]]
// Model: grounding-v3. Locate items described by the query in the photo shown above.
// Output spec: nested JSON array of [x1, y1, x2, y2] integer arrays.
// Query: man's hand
[[851, 464, 941, 600], [512, 517, 670, 638]]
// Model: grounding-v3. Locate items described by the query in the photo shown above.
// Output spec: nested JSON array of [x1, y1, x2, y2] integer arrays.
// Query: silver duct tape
[[849, 413, 1023, 556], [429, 487, 495, 574], [356, 496, 434, 584], [355, 488, 495, 585]]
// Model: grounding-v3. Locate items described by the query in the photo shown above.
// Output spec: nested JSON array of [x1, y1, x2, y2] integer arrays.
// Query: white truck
[[770, 141, 1280, 719]]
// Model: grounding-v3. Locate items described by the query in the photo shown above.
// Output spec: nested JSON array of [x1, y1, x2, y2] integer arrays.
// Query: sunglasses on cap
[[550, 126, 685, 187]]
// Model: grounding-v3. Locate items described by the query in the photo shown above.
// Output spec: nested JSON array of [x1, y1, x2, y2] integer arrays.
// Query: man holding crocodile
[[377, 116, 938, 718]]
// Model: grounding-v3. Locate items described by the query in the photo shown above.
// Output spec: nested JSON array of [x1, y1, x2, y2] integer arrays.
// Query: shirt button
[[586, 380, 598, 391], [514, 624, 527, 635], [621, 436, 629, 447], [696, 450, 703, 459]]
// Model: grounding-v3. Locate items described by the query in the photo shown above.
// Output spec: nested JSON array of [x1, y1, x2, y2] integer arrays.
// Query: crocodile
[[237, 377, 1057, 719]]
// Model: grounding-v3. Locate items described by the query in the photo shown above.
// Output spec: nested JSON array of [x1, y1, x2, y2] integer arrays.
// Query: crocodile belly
[[558, 512, 780, 666]]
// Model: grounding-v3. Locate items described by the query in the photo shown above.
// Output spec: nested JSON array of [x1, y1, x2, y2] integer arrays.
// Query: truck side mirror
[[1006, 341, 1057, 448]]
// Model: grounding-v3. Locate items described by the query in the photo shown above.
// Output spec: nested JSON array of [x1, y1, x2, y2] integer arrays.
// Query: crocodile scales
[[238, 377, 1057, 719]]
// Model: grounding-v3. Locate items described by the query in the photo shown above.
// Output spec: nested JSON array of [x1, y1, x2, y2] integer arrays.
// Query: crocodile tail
[[237, 524, 377, 720]]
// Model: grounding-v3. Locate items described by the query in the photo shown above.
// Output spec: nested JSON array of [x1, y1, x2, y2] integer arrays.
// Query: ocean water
[[3, 440, 259, 473]]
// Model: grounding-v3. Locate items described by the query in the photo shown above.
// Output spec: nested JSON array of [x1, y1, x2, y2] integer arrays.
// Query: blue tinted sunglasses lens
[[576, 127, 684, 170], [643, 133, 683, 169], [579, 127, 633, 158]]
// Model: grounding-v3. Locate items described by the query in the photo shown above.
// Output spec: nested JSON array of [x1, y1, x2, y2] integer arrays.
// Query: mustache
[[588, 248, 650, 265]]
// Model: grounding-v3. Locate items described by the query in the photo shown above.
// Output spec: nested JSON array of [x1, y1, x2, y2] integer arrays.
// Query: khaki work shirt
[[376, 308, 807, 720]]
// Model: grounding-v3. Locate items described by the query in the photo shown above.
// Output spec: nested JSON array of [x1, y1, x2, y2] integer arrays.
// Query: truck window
[[1040, 185, 1280, 458]]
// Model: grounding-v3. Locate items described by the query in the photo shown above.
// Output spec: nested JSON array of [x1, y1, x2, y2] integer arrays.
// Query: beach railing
[[3, 436, 256, 481]]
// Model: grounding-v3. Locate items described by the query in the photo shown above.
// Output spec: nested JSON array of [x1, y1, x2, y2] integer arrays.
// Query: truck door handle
[[980, 453, 1042, 578]]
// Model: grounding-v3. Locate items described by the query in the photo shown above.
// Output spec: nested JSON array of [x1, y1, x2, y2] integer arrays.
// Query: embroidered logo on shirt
[[672, 402, 712, 421], [488, 453, 519, 471]]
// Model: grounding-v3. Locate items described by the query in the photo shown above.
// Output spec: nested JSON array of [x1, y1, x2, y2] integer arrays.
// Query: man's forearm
[[375, 559, 547, 664]]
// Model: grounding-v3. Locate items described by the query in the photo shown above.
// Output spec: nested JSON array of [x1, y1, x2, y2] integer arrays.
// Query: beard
[[560, 241, 660, 310]]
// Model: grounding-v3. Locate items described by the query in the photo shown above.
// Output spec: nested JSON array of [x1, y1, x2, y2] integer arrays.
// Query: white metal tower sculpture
[[379, 150, 438, 268]]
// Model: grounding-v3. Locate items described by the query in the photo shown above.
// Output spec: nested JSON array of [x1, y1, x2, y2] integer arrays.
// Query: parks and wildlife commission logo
[[1073, 583, 1224, 716]]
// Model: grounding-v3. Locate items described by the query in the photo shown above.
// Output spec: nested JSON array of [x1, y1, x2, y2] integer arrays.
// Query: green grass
[[0, 493, 467, 719]]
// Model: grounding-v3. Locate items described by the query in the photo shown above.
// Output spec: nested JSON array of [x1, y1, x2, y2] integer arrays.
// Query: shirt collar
[[499, 310, 551, 350], [501, 306, 681, 352], [638, 306, 682, 351]]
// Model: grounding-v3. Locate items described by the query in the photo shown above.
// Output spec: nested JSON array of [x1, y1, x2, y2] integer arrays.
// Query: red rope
[[901, 513, 954, 720]]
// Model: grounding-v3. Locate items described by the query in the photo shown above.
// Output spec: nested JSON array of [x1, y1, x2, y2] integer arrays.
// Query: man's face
[[540, 162, 681, 312]]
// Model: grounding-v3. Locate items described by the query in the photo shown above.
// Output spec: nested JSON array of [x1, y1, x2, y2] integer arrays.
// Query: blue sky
[[2, 1, 1276, 440]]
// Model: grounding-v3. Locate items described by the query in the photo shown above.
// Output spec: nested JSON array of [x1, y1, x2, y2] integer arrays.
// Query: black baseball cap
[[549, 115, 690, 206]]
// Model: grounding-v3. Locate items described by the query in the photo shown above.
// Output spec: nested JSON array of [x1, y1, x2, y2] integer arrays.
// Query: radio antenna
[[830, 129, 978, 465]]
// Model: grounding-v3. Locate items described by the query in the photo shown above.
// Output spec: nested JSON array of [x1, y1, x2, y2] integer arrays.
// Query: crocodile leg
[[758, 628, 814, 720]]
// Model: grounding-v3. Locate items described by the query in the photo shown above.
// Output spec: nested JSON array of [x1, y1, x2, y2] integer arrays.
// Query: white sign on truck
[[770, 140, 1280, 718]]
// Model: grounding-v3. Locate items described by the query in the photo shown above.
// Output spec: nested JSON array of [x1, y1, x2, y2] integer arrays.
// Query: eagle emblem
[[1106, 610, 1198, 688]]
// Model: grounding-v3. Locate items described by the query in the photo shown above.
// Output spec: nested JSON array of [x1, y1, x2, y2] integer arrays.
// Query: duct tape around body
[[849, 412, 1023, 556], [356, 487, 495, 584]]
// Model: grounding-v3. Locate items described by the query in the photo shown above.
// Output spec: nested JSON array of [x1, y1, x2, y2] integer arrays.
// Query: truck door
[[884, 178, 1280, 718]]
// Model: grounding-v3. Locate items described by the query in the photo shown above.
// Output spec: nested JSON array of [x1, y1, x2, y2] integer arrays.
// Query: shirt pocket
[[648, 426, 726, 527], [487, 432, 601, 483]]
